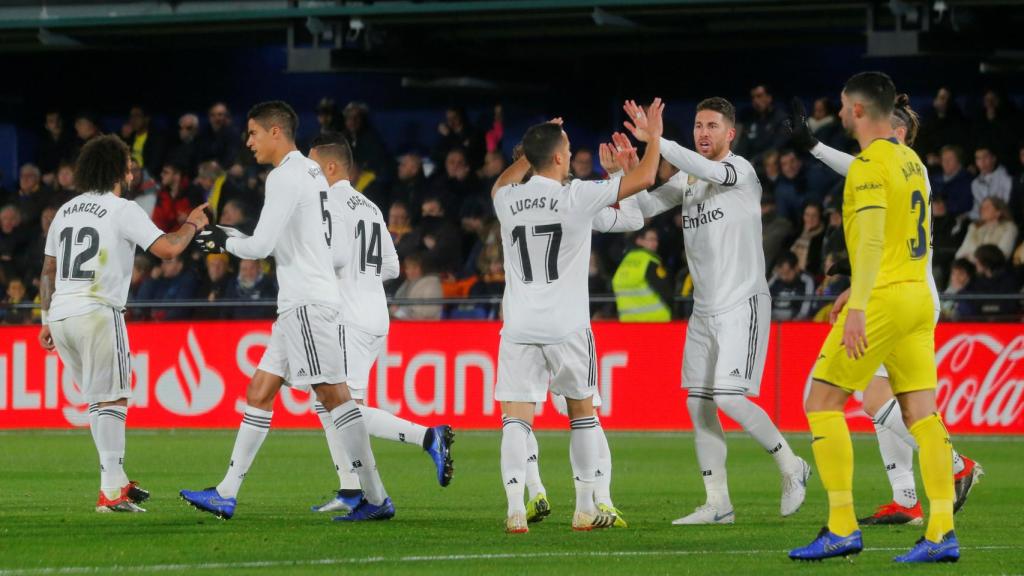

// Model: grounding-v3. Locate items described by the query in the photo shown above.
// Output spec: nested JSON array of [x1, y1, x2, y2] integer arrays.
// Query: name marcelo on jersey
[[62, 201, 108, 219], [682, 202, 724, 230]]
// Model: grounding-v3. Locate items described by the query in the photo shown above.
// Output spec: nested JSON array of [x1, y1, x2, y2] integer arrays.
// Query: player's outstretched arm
[[811, 142, 854, 177], [37, 255, 57, 351], [618, 98, 664, 200], [491, 117, 563, 198], [149, 203, 209, 260]]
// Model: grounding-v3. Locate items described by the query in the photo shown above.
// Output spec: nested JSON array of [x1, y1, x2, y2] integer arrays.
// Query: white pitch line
[[0, 546, 1020, 575]]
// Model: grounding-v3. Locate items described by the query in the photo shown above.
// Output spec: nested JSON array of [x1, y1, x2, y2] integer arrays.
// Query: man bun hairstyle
[[248, 100, 299, 141], [891, 93, 921, 147], [522, 122, 565, 171], [843, 71, 896, 119], [74, 135, 130, 193], [696, 97, 736, 124]]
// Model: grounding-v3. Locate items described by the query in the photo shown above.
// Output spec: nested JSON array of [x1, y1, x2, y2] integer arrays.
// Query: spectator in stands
[[390, 153, 428, 222], [136, 252, 198, 320], [128, 158, 159, 216], [197, 253, 232, 318], [941, 258, 976, 321], [807, 97, 846, 149], [218, 198, 255, 235], [1, 277, 31, 325], [973, 89, 1021, 173], [931, 194, 968, 290], [956, 196, 1018, 261], [969, 244, 1020, 318], [316, 98, 342, 134], [193, 160, 243, 222], [197, 102, 239, 168], [970, 146, 1013, 219], [571, 148, 600, 180], [152, 162, 201, 232], [388, 200, 417, 257], [484, 104, 504, 153], [20, 205, 56, 292], [53, 161, 77, 197], [811, 251, 851, 321], [342, 101, 392, 183], [478, 150, 507, 192], [465, 244, 505, 319], [38, 111, 73, 186], [459, 198, 500, 279], [820, 199, 845, 270], [768, 251, 815, 320], [761, 192, 793, 271], [612, 226, 673, 322], [433, 107, 485, 170], [347, 160, 388, 211], [773, 148, 807, 222], [916, 86, 972, 167], [1010, 142, 1024, 230], [127, 105, 166, 178], [429, 147, 482, 217], [0, 205, 30, 285], [225, 259, 277, 319], [736, 84, 788, 164], [931, 145, 974, 218], [760, 148, 781, 194], [391, 252, 443, 320], [169, 113, 201, 177], [72, 111, 101, 159], [126, 254, 153, 320], [789, 202, 825, 278], [416, 196, 462, 274], [7, 163, 53, 229]]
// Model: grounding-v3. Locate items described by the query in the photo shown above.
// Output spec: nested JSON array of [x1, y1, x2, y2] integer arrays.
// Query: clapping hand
[[622, 98, 665, 143]]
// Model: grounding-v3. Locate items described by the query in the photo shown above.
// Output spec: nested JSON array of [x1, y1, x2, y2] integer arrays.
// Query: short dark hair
[[309, 131, 353, 168], [696, 97, 736, 124], [777, 251, 799, 269], [248, 100, 298, 141], [973, 244, 1006, 271], [74, 135, 129, 193], [891, 93, 921, 147], [634, 225, 658, 245], [940, 145, 964, 164], [522, 122, 565, 171], [951, 258, 976, 281], [843, 71, 896, 119]]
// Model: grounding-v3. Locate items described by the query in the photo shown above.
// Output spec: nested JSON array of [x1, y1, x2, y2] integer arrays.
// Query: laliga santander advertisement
[[0, 321, 1021, 433]]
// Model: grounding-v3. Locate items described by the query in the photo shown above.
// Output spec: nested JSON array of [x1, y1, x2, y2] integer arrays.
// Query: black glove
[[784, 97, 819, 152], [195, 226, 228, 254], [826, 257, 851, 277]]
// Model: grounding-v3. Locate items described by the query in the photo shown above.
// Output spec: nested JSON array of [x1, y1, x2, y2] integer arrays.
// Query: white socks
[[874, 398, 967, 478], [91, 404, 128, 499], [569, 416, 601, 515], [314, 403, 361, 491], [594, 419, 613, 507], [524, 427, 546, 499], [217, 406, 272, 499], [687, 392, 731, 510], [713, 391, 801, 477], [873, 399, 918, 507], [359, 405, 428, 447], [330, 401, 387, 505], [501, 417, 530, 516]]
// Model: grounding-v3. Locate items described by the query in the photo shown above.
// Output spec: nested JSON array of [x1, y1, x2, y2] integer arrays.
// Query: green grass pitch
[[1, 430, 1021, 575]]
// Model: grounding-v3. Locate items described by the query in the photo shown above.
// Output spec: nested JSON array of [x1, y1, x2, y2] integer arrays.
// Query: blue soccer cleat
[[424, 425, 454, 487], [332, 497, 395, 522], [789, 527, 863, 561], [180, 487, 236, 520], [894, 531, 960, 563], [311, 489, 364, 513]]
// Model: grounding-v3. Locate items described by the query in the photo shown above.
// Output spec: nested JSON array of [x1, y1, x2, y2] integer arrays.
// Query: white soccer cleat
[[780, 457, 812, 517], [572, 509, 616, 531], [671, 503, 735, 525], [505, 511, 528, 534]]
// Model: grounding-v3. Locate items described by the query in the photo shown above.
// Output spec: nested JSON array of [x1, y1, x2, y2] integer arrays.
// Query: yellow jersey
[[843, 138, 930, 290]]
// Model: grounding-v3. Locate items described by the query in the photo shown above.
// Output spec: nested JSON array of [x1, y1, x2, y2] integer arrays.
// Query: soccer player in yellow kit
[[789, 72, 958, 563]]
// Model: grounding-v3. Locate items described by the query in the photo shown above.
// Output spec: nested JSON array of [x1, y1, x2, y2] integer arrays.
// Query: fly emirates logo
[[681, 202, 724, 230]]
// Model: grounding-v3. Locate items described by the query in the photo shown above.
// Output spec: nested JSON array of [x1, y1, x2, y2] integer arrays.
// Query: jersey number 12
[[511, 224, 562, 283], [58, 226, 99, 281]]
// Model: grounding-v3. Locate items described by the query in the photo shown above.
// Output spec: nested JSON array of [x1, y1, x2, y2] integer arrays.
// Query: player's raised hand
[[611, 132, 640, 174], [623, 98, 664, 143], [784, 97, 819, 152], [599, 143, 622, 174], [187, 202, 211, 230], [842, 308, 868, 359]]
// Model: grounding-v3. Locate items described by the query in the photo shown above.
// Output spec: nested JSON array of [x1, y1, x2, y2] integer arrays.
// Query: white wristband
[[40, 310, 48, 325]]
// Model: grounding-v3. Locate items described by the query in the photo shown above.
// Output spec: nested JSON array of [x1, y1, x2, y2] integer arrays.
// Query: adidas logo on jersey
[[351, 460, 363, 469], [506, 478, 518, 486], [297, 368, 307, 377], [730, 369, 741, 377]]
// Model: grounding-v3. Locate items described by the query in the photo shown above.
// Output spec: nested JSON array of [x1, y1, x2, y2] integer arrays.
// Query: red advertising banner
[[1, 321, 1021, 433]]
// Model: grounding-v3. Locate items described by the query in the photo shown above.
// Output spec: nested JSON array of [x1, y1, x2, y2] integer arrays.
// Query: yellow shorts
[[812, 282, 936, 394]]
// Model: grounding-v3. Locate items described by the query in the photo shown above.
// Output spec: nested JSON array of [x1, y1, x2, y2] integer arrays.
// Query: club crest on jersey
[[682, 201, 724, 230]]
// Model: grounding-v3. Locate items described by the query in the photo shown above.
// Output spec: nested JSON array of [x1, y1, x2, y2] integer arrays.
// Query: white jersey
[[225, 150, 341, 315], [636, 138, 769, 317], [45, 192, 164, 322], [325, 180, 399, 336], [810, 142, 940, 314], [494, 175, 620, 344]]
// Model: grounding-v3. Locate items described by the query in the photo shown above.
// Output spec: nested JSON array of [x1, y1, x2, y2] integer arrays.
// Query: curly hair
[[74, 135, 129, 194]]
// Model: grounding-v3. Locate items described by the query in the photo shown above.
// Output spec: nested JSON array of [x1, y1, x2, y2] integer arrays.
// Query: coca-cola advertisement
[[0, 321, 1020, 433]]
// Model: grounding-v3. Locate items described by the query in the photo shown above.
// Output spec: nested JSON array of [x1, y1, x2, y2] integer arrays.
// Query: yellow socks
[[910, 413, 955, 542], [807, 411, 858, 537]]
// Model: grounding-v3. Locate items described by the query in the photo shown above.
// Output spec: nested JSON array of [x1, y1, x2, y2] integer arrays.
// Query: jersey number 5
[[58, 226, 99, 281], [355, 220, 383, 275], [320, 191, 333, 247], [908, 189, 927, 260], [511, 224, 562, 283]]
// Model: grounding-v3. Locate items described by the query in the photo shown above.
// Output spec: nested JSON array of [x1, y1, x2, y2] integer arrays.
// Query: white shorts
[[258, 305, 346, 389], [550, 391, 602, 416], [495, 327, 598, 403], [683, 294, 770, 397], [50, 307, 132, 404], [339, 325, 385, 400]]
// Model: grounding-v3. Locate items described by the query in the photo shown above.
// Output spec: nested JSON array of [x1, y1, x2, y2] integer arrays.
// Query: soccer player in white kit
[[306, 133, 455, 515], [179, 102, 392, 521], [787, 96, 983, 526], [492, 105, 665, 534], [624, 97, 811, 525], [38, 135, 209, 512]]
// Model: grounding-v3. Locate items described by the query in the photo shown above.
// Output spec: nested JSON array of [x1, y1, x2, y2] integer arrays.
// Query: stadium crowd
[[2, 85, 1023, 324]]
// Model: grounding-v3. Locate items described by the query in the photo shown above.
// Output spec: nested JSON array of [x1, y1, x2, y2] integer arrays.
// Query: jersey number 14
[[356, 220, 383, 275]]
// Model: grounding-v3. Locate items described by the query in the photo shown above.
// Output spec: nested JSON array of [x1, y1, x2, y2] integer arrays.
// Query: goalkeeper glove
[[784, 97, 819, 152], [195, 226, 229, 254]]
